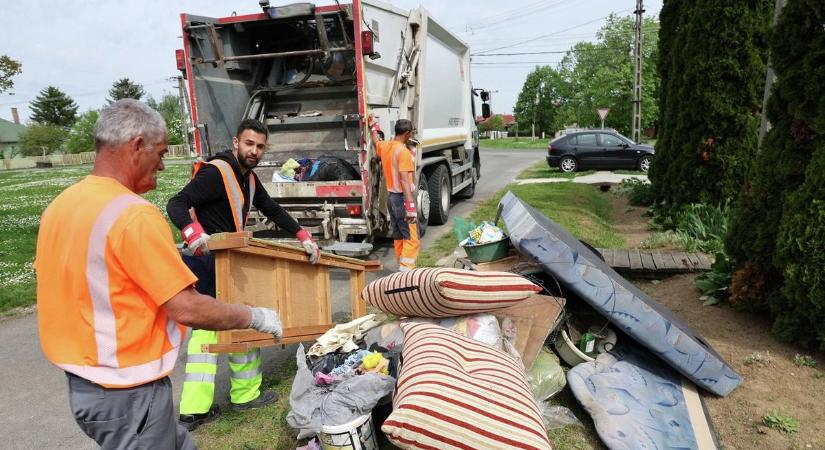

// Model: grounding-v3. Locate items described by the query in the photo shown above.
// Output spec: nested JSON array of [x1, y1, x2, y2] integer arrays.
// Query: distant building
[[476, 114, 517, 130], [0, 117, 28, 158]]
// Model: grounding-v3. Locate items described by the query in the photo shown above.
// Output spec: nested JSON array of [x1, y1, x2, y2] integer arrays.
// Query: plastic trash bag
[[529, 348, 567, 401], [540, 404, 584, 431], [363, 321, 405, 353], [280, 158, 301, 178], [438, 313, 503, 349], [454, 217, 477, 244]]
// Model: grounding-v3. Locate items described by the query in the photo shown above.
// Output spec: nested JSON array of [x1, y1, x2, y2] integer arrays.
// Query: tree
[[108, 78, 145, 103], [65, 110, 99, 154], [19, 123, 67, 158], [29, 86, 78, 128], [0, 55, 22, 94], [649, 0, 772, 210], [512, 15, 659, 138], [147, 93, 185, 145], [489, 115, 505, 132]]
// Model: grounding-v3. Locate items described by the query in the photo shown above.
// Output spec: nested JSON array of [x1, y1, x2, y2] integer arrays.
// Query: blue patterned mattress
[[568, 345, 720, 450], [500, 192, 741, 396]]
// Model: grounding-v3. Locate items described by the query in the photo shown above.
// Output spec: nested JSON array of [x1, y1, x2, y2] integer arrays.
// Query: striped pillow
[[361, 268, 542, 318], [382, 322, 553, 450]]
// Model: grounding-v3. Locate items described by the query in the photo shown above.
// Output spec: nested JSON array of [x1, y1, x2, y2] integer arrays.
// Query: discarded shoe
[[179, 405, 221, 431], [231, 389, 279, 411]]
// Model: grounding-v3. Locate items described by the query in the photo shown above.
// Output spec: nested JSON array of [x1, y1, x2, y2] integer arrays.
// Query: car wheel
[[426, 164, 451, 225], [559, 156, 577, 173], [638, 155, 652, 173], [416, 172, 429, 237]]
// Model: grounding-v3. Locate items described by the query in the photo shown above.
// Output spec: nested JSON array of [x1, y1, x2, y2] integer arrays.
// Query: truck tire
[[427, 164, 451, 225], [416, 172, 429, 237], [457, 156, 479, 199]]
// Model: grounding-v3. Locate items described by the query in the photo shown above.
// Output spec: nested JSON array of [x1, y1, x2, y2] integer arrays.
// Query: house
[[0, 117, 27, 158], [476, 114, 517, 131]]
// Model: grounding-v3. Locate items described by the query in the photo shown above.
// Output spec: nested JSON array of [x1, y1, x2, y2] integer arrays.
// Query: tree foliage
[[108, 78, 145, 103], [513, 15, 659, 137], [649, 0, 772, 210], [29, 86, 78, 128], [0, 55, 22, 94], [725, 0, 825, 348], [65, 110, 99, 154], [147, 93, 184, 145], [19, 123, 67, 158]]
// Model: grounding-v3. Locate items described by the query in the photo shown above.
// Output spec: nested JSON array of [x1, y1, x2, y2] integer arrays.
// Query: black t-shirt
[[166, 150, 301, 236]]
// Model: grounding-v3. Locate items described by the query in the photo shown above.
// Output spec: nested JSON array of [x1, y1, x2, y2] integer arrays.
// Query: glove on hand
[[181, 222, 210, 256], [249, 307, 283, 339], [404, 201, 417, 223], [296, 229, 320, 264]]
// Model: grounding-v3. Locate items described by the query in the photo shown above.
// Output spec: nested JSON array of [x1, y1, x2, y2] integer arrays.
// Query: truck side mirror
[[480, 91, 490, 102], [482, 103, 491, 119]]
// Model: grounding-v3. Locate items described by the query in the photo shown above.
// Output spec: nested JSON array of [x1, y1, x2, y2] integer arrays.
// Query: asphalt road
[[0, 148, 541, 449]]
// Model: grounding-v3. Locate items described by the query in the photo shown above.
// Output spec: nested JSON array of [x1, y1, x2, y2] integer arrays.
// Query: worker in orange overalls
[[35, 99, 283, 449], [369, 116, 419, 271]]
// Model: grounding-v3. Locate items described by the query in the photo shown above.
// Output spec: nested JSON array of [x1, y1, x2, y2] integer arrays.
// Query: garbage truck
[[176, 0, 488, 252]]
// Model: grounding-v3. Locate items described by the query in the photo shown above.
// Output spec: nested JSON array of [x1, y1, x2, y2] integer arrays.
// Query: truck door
[[181, 14, 257, 156]]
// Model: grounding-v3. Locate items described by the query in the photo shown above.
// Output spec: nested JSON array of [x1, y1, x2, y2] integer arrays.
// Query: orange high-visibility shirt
[[376, 140, 415, 193], [35, 175, 197, 388]]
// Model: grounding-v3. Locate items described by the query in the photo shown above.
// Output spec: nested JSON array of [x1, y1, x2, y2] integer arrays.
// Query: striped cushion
[[361, 268, 542, 318], [382, 322, 553, 450]]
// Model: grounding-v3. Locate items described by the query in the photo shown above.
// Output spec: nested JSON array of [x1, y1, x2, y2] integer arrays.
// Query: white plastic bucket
[[318, 414, 378, 450]]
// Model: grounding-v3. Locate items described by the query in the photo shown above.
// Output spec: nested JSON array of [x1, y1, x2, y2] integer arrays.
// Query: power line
[[474, 9, 636, 54]]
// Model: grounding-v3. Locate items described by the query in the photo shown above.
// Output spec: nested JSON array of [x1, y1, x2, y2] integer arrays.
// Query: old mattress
[[500, 192, 741, 396]]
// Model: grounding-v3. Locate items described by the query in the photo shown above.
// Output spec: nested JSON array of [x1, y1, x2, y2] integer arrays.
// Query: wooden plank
[[672, 251, 691, 270], [613, 249, 631, 269], [205, 333, 324, 353], [207, 233, 251, 251], [214, 251, 233, 347], [237, 245, 370, 271], [687, 252, 701, 267], [229, 325, 333, 342], [696, 253, 713, 270], [250, 237, 381, 269], [350, 270, 367, 319], [493, 295, 565, 370], [628, 249, 643, 271], [640, 251, 656, 271], [651, 251, 672, 271]]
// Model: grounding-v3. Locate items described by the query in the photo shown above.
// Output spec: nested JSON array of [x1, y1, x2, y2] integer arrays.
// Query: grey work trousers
[[67, 372, 196, 450]]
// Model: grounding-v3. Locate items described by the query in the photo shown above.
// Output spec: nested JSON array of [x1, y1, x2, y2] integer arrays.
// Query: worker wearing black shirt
[[166, 118, 320, 431]]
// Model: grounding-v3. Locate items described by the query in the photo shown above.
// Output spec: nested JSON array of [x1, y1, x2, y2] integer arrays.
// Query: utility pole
[[631, 0, 644, 143], [176, 76, 193, 155], [757, 0, 787, 150], [532, 81, 542, 140]]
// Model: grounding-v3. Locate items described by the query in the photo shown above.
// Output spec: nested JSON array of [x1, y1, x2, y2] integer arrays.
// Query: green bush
[[650, 0, 772, 210], [695, 252, 733, 306], [617, 179, 655, 207]]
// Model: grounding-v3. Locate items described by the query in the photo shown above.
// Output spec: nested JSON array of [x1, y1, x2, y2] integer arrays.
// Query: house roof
[[0, 118, 27, 144], [476, 114, 516, 127]]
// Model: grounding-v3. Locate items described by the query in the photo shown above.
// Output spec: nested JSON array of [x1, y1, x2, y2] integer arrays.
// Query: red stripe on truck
[[315, 185, 365, 197]]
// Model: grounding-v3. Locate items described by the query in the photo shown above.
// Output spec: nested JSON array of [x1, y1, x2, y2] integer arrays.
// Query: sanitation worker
[[166, 118, 320, 430], [35, 99, 283, 449], [369, 116, 419, 271]]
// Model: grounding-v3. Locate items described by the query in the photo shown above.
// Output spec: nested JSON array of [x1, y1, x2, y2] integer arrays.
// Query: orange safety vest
[[36, 176, 196, 388], [377, 141, 415, 194], [191, 159, 257, 231]]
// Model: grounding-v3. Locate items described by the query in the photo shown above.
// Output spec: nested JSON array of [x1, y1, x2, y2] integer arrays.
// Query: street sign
[[597, 108, 610, 120]]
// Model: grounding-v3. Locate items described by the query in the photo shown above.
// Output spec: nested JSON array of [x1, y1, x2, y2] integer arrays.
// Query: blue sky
[[0, 0, 662, 123]]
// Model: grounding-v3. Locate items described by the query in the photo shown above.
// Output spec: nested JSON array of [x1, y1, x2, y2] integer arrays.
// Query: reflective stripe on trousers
[[58, 194, 183, 387], [178, 330, 263, 414]]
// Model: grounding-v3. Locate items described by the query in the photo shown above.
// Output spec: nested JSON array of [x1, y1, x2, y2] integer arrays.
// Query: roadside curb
[[516, 172, 648, 185]]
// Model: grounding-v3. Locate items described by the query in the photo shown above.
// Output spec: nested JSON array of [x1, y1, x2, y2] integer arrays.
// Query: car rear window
[[577, 134, 597, 145]]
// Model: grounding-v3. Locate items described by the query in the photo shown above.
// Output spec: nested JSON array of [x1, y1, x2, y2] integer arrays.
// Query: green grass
[[517, 161, 597, 180], [418, 181, 624, 267], [193, 358, 299, 450], [479, 137, 549, 149], [0, 163, 191, 314]]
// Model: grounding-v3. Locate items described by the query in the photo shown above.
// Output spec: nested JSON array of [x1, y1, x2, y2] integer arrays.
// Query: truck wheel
[[427, 164, 451, 225], [416, 172, 429, 237], [457, 157, 479, 199]]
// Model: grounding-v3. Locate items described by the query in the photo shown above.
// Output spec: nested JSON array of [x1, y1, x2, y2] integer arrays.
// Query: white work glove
[[181, 222, 211, 257], [249, 307, 283, 339], [296, 229, 320, 264]]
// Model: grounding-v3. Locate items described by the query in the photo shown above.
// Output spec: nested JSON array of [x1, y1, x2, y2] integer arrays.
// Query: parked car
[[546, 131, 654, 172]]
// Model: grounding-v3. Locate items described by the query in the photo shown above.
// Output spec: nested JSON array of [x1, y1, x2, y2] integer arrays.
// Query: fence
[[0, 144, 193, 171]]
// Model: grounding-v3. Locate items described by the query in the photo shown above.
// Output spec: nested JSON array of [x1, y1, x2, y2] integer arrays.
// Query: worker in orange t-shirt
[[35, 99, 283, 450], [369, 116, 420, 271]]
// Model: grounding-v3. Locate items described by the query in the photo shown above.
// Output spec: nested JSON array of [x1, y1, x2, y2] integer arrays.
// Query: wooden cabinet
[[204, 232, 381, 352]]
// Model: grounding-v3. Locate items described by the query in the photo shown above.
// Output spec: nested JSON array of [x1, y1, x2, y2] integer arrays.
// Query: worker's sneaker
[[179, 405, 221, 431], [230, 389, 279, 411]]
